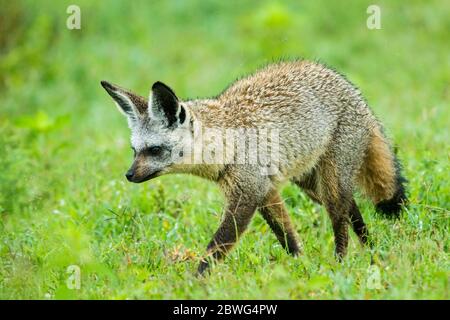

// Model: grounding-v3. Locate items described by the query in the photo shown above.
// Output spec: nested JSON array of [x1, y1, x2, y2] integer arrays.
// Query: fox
[[101, 60, 407, 275]]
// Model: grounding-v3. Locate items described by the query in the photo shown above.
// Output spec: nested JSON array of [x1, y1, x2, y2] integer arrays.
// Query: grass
[[0, 0, 448, 299]]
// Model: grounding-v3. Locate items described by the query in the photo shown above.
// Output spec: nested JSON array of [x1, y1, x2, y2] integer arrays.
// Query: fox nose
[[125, 170, 134, 181]]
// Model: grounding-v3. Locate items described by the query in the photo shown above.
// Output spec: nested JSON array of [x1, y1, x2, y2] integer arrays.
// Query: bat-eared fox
[[101, 60, 407, 275]]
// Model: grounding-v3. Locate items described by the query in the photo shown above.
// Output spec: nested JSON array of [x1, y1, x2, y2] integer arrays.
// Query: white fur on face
[[127, 99, 194, 176], [130, 119, 168, 152]]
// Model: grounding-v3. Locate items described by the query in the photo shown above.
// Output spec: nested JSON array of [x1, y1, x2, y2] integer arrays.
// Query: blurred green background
[[0, 0, 448, 299]]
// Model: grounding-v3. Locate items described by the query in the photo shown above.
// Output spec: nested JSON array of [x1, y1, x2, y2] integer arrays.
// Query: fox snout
[[125, 158, 161, 183], [125, 168, 136, 182], [125, 166, 161, 183]]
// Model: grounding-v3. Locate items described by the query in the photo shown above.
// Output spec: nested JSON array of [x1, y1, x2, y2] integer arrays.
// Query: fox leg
[[292, 169, 322, 204], [294, 169, 371, 249], [349, 199, 371, 247], [316, 158, 351, 260], [293, 168, 350, 258], [324, 198, 350, 260], [259, 189, 300, 255], [197, 175, 263, 275]]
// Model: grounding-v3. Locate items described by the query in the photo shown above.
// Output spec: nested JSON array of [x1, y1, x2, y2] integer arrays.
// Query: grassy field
[[0, 0, 448, 299]]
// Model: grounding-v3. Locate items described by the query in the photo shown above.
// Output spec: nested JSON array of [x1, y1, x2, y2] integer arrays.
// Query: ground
[[0, 0, 448, 299]]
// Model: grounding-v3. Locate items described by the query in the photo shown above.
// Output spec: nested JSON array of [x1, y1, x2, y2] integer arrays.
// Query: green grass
[[0, 0, 448, 299]]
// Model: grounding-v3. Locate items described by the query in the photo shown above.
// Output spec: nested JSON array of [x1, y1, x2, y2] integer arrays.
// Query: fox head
[[101, 80, 193, 183]]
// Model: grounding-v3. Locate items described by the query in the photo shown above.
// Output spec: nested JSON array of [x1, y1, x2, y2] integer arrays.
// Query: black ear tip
[[151, 81, 177, 99], [101, 80, 115, 92], [100, 80, 109, 88], [151, 81, 164, 90]]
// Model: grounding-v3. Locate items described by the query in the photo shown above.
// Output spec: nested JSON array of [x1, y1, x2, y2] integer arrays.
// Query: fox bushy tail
[[357, 126, 407, 217]]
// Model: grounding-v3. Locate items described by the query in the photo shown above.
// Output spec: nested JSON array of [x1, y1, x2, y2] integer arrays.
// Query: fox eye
[[146, 146, 163, 156]]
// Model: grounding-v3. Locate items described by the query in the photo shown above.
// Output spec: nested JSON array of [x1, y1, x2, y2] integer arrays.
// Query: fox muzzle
[[125, 166, 161, 183]]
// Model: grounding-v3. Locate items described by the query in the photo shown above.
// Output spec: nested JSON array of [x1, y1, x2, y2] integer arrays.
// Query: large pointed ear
[[100, 81, 148, 119], [149, 81, 186, 127]]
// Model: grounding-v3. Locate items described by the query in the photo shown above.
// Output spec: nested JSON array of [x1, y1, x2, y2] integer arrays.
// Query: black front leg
[[197, 191, 258, 276]]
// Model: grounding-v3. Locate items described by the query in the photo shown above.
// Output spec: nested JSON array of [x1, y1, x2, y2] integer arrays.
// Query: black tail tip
[[376, 176, 408, 218], [376, 198, 406, 218]]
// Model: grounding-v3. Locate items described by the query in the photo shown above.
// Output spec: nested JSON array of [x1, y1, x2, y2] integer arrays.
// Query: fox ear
[[149, 81, 183, 127], [100, 81, 147, 119]]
